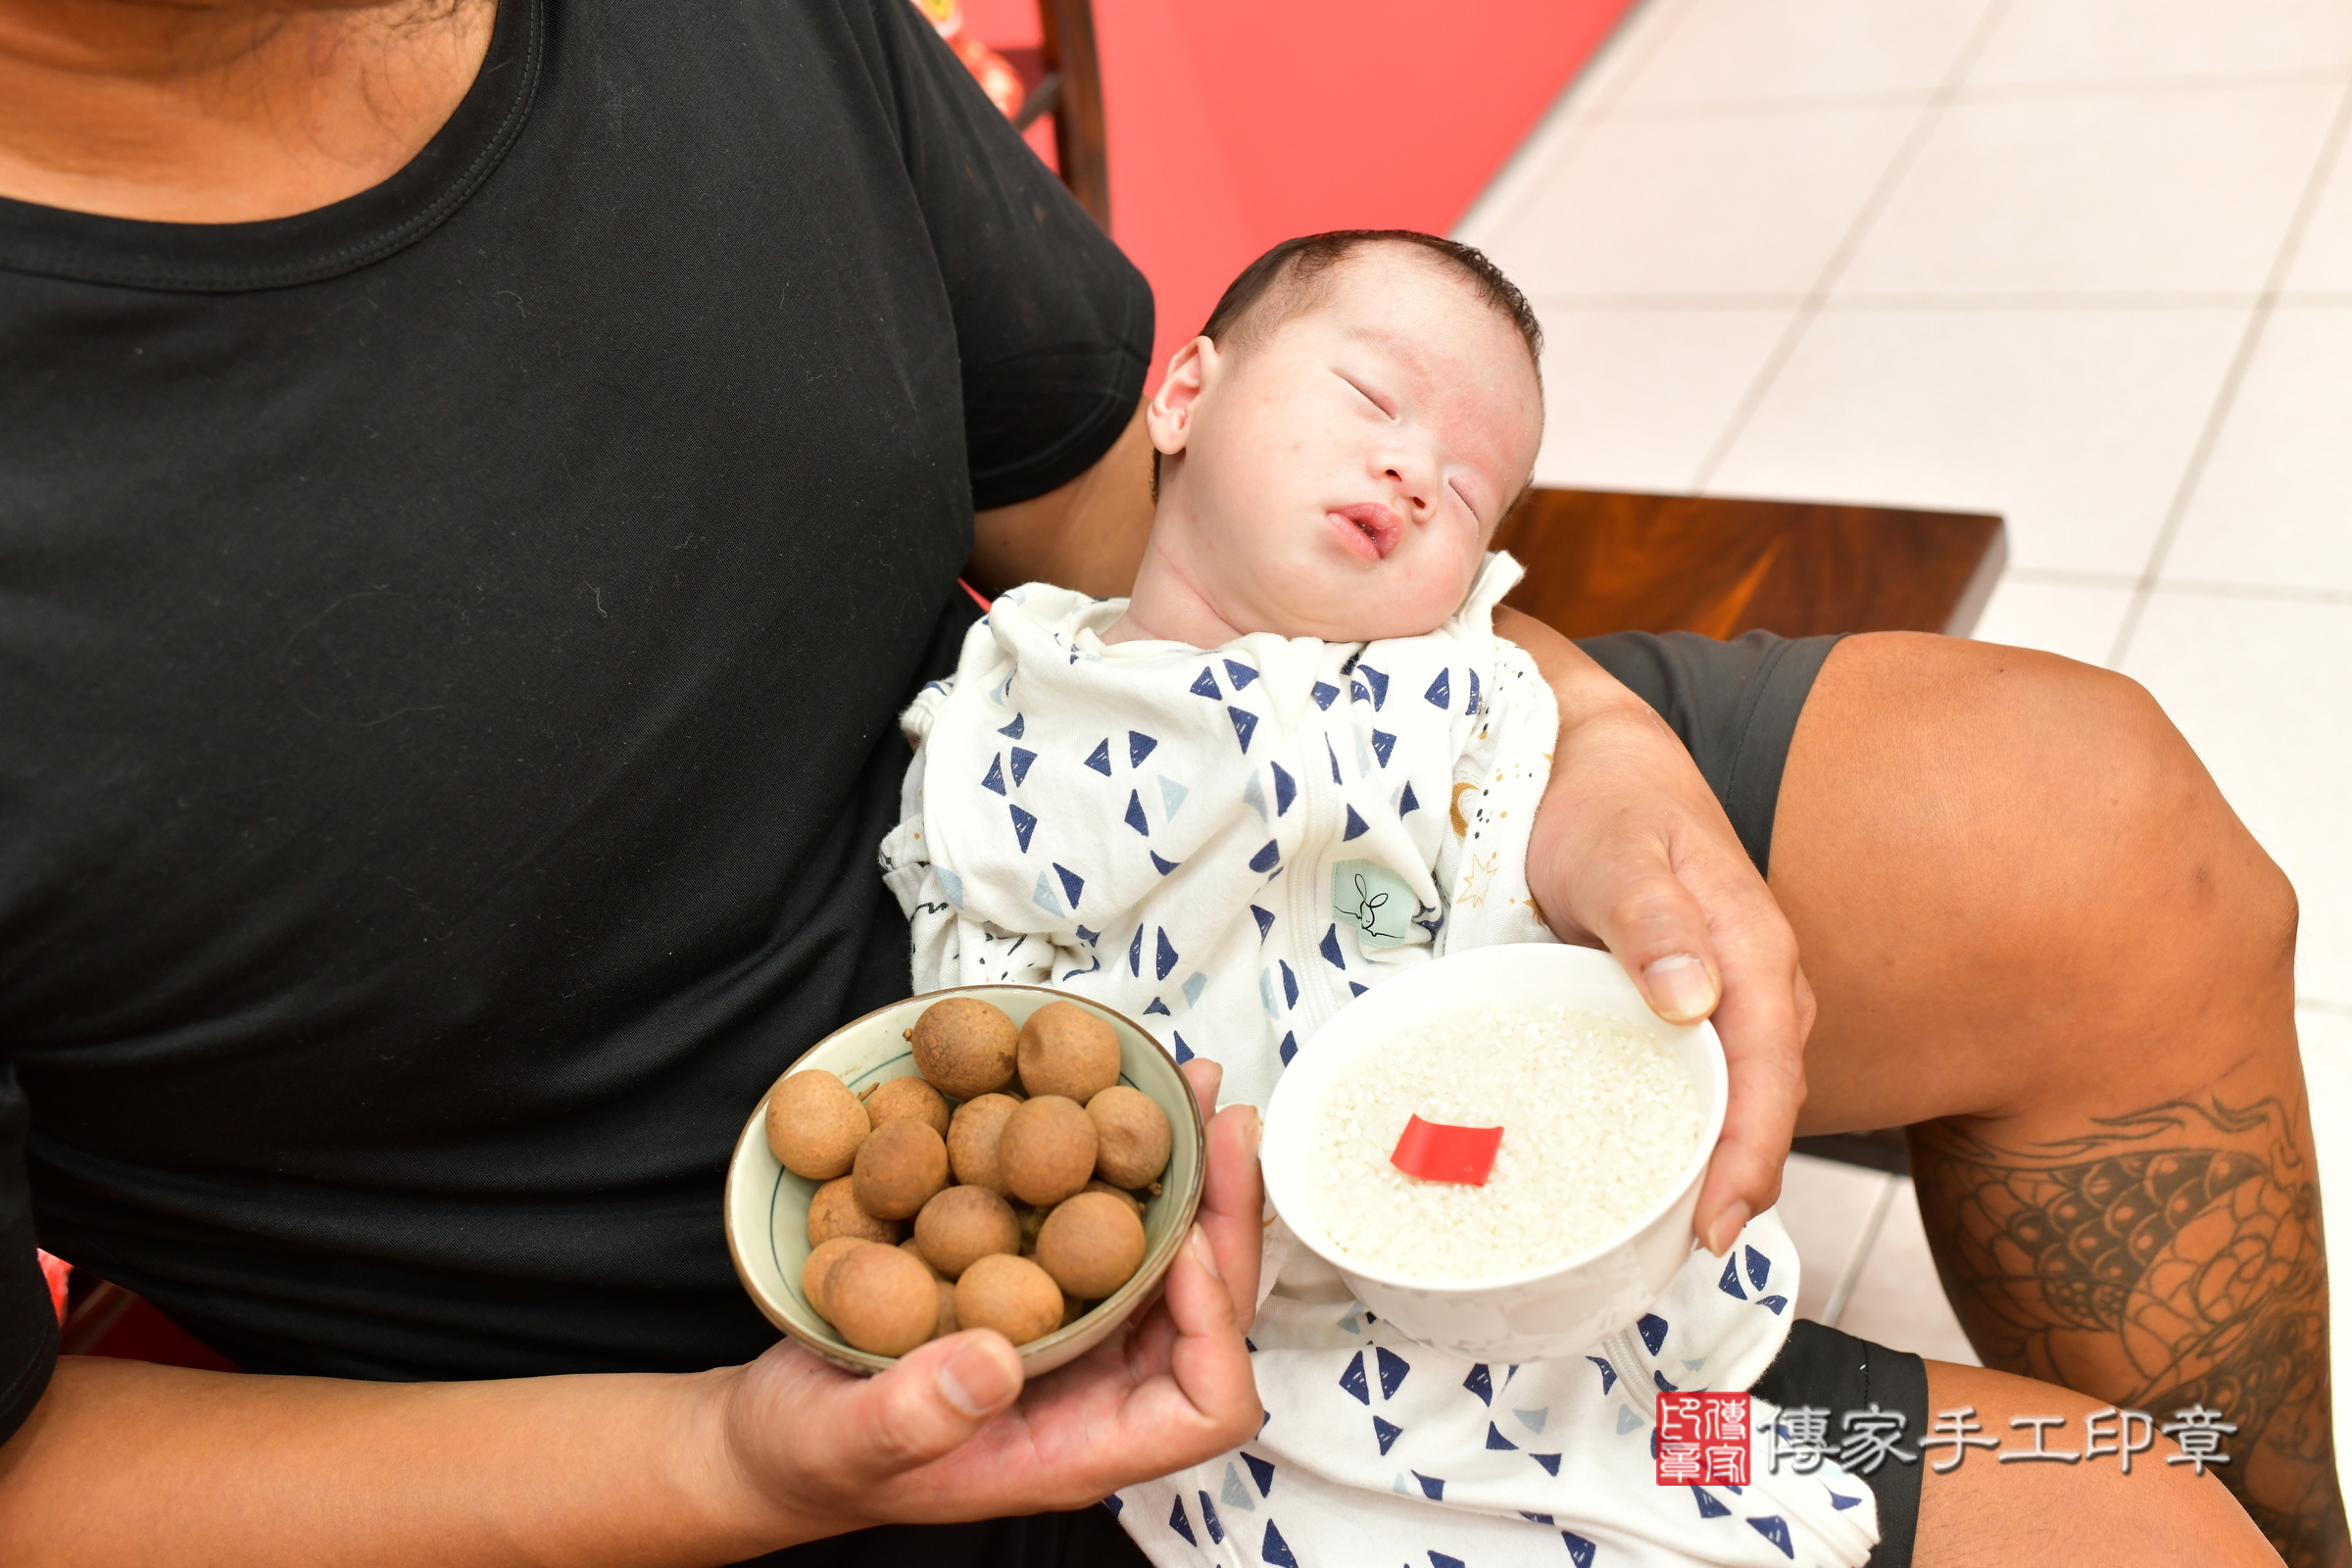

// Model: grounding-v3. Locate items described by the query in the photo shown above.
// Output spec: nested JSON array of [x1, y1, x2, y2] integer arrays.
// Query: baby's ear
[[1146, 335, 1219, 459]]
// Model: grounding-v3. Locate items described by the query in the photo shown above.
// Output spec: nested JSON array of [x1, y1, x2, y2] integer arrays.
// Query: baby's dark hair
[[1152, 230, 1544, 494]]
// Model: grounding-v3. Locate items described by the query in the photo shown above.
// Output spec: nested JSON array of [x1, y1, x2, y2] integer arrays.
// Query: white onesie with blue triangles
[[881, 555, 1884, 1568]]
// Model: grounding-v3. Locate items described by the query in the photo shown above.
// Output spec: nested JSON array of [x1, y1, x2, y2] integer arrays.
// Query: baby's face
[[1139, 246, 1544, 644]]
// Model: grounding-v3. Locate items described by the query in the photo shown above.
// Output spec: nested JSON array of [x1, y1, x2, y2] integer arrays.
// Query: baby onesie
[[881, 556, 1881, 1568]]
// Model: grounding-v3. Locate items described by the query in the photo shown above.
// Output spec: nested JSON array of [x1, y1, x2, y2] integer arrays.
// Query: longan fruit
[[1082, 1180, 1147, 1220], [1034, 1191, 1148, 1298], [765, 1069, 869, 1181], [954, 1252, 1063, 1347], [824, 1241, 941, 1356], [808, 1176, 900, 1247], [908, 997, 1018, 1099], [802, 1236, 873, 1319], [999, 1095, 1097, 1207], [913, 1185, 1022, 1280], [1086, 1086, 1171, 1190], [935, 1278, 959, 1339], [1059, 1293, 1086, 1330], [853, 1118, 950, 1221], [1016, 1203, 1048, 1254], [1016, 1001, 1122, 1103], [947, 1093, 1022, 1195], [900, 1236, 941, 1277], [863, 1075, 951, 1138]]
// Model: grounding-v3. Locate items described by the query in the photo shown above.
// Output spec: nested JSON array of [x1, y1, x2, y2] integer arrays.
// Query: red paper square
[[1657, 1392, 1751, 1487], [1389, 1114, 1504, 1185]]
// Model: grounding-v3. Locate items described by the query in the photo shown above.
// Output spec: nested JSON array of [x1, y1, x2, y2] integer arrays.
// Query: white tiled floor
[[1461, 0, 2352, 1462]]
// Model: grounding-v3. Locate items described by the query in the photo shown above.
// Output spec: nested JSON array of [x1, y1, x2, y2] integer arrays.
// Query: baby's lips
[[1330, 503, 1403, 560]]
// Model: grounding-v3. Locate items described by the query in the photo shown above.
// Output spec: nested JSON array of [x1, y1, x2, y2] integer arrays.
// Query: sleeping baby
[[881, 231, 1885, 1568]]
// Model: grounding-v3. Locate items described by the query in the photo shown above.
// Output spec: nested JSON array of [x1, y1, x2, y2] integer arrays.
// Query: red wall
[[964, 0, 1639, 383]]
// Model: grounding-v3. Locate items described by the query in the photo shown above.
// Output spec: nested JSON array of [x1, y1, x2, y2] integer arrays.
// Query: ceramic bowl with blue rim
[[724, 984, 1208, 1376]]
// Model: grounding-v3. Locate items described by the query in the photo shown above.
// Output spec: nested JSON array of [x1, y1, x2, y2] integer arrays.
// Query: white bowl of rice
[[1260, 943, 1727, 1362]]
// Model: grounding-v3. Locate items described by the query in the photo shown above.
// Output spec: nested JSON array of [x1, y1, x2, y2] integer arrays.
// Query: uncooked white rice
[[1303, 1002, 1700, 1281]]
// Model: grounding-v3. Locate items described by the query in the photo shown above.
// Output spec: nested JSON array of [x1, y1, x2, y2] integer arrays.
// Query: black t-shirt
[[0, 0, 1149, 1439]]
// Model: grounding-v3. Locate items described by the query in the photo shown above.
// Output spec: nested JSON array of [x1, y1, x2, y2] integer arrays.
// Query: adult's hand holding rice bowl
[[1259, 944, 1728, 1362]]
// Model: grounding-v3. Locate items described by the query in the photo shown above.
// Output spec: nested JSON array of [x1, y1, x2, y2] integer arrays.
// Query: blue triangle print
[[1463, 1363, 1493, 1405], [1692, 1488, 1731, 1519], [1376, 1347, 1410, 1397], [1615, 1405, 1642, 1435], [1339, 1352, 1370, 1405], [998, 715, 1025, 739], [1587, 1356, 1617, 1395], [1262, 1521, 1298, 1568], [1271, 761, 1297, 815], [1513, 1407, 1548, 1434], [1412, 1472, 1444, 1500], [1399, 781, 1420, 815], [1521, 1512, 1553, 1525], [1243, 1452, 1275, 1496], [1154, 928, 1179, 979], [1359, 664, 1389, 708], [1196, 1492, 1223, 1544], [1424, 669, 1451, 710], [1084, 739, 1111, 775], [982, 756, 1006, 795], [1350, 679, 1371, 707], [1758, 1294, 1788, 1314], [1008, 747, 1037, 785], [1327, 738, 1343, 783], [1157, 775, 1189, 819], [1127, 925, 1143, 976], [1171, 1032, 1195, 1063], [1653, 1370, 1678, 1393], [1485, 1423, 1518, 1450], [1280, 960, 1298, 1006], [1124, 791, 1149, 836], [1319, 924, 1347, 970], [1563, 1531, 1596, 1568], [1373, 1414, 1402, 1454], [1278, 1031, 1298, 1065], [1639, 1313, 1669, 1354], [1144, 999, 1170, 1017], [1166, 1496, 1195, 1545], [1252, 905, 1276, 940], [1370, 730, 1396, 767], [1720, 1254, 1747, 1299], [1031, 870, 1062, 916], [1190, 667, 1221, 699], [1530, 1451, 1561, 1476], [1075, 925, 1098, 946], [1348, 981, 1368, 997], [1223, 659, 1259, 690], [1182, 971, 1207, 1006], [1054, 863, 1084, 908], [1219, 1465, 1252, 1514], [1747, 1515, 1793, 1557], [1102, 1494, 1122, 1517], [1149, 850, 1181, 875], [1007, 805, 1037, 852], [1129, 730, 1157, 766], [1228, 707, 1257, 752], [1250, 839, 1281, 873], [1311, 681, 1340, 710], [1342, 804, 1370, 840], [1432, 1555, 1465, 1568], [1469, 669, 1482, 714], [1831, 1492, 1862, 1510], [1746, 1246, 1771, 1291]]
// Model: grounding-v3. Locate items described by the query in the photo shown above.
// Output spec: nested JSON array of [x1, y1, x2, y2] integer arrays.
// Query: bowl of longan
[[724, 986, 1206, 1375]]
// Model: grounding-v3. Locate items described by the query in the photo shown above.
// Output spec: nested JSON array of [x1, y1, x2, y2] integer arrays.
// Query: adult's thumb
[[831, 1330, 1024, 1479]]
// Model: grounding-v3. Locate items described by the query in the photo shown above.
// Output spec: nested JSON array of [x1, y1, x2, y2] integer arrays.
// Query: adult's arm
[[966, 397, 1155, 599], [0, 1072, 1262, 1568], [1496, 607, 1812, 1254]]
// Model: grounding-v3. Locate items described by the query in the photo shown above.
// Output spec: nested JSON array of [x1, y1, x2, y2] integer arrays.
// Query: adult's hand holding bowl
[[708, 1060, 1264, 1549]]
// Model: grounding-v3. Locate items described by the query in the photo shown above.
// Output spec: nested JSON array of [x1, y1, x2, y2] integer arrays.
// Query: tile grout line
[[1689, 0, 2019, 491], [2105, 78, 2352, 669], [1818, 1174, 1900, 1331], [1457, 0, 1706, 249]]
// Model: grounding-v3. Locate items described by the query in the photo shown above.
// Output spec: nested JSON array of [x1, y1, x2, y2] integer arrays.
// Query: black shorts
[[760, 631, 1932, 1568]]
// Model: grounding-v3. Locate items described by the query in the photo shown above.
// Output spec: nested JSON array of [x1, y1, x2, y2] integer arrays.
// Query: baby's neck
[[1101, 550, 1249, 649]]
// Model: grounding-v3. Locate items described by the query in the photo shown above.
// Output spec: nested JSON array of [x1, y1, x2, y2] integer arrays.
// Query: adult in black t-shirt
[[0, 0, 2329, 1563]]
